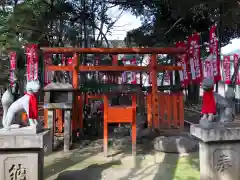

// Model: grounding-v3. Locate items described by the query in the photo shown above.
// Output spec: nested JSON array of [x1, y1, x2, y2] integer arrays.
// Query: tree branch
[[164, 17, 184, 36], [100, 10, 124, 44], [91, 23, 110, 47]]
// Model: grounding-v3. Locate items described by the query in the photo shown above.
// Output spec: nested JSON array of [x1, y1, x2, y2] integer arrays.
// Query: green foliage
[[0, 0, 123, 88], [113, 0, 240, 47]]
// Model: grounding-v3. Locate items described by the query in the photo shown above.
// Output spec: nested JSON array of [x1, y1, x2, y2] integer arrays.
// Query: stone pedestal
[[44, 103, 72, 152], [190, 123, 240, 180], [0, 130, 49, 180]]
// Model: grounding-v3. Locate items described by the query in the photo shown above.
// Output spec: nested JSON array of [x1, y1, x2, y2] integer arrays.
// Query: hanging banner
[[121, 55, 137, 84], [121, 57, 127, 83], [26, 44, 38, 81], [164, 71, 170, 82], [223, 56, 231, 84], [209, 25, 221, 82], [130, 57, 137, 84], [203, 54, 214, 79], [176, 41, 190, 86], [203, 60, 214, 79], [67, 57, 73, 65], [9, 51, 17, 86], [188, 33, 202, 83], [61, 54, 66, 65], [233, 54, 240, 84], [44, 53, 53, 85]]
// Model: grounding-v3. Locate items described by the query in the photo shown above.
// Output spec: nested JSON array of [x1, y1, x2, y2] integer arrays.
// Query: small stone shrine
[[0, 81, 49, 180], [44, 82, 73, 152]]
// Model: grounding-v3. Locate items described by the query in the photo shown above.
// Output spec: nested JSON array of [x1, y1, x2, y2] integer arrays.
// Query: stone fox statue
[[201, 78, 216, 121], [201, 78, 235, 124], [1, 80, 40, 130], [200, 56, 240, 127]]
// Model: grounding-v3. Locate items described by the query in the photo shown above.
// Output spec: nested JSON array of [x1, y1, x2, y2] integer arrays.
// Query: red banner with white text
[[9, 51, 17, 86], [188, 33, 202, 83], [223, 56, 231, 84], [209, 25, 221, 82], [233, 54, 240, 84], [176, 41, 190, 86], [26, 44, 38, 81]]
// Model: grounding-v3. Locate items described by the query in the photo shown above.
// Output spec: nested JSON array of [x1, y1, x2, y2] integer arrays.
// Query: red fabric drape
[[201, 89, 216, 114], [25, 93, 38, 119]]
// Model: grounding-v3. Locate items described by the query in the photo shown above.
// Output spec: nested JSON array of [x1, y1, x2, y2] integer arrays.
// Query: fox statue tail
[[1, 89, 14, 127]]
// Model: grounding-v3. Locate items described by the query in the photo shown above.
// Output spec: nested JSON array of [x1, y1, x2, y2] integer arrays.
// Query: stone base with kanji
[[0, 130, 50, 180], [190, 123, 240, 180]]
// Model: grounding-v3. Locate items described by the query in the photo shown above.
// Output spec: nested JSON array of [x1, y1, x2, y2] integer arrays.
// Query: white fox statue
[[1, 80, 40, 130]]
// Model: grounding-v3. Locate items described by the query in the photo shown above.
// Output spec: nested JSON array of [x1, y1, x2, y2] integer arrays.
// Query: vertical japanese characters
[[223, 56, 231, 84], [9, 51, 17, 86], [203, 57, 214, 80], [176, 41, 190, 86], [234, 54, 240, 85], [131, 56, 137, 84], [122, 55, 137, 84], [188, 33, 203, 83], [26, 44, 38, 81], [209, 25, 221, 82]]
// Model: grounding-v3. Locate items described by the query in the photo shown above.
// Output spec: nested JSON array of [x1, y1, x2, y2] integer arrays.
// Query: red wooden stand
[[103, 94, 137, 157]]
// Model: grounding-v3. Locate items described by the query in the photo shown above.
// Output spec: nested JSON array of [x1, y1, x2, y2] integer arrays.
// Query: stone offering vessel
[[0, 80, 42, 133]]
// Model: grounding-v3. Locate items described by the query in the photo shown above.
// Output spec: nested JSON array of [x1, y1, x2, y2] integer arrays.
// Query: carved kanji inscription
[[9, 164, 27, 180]]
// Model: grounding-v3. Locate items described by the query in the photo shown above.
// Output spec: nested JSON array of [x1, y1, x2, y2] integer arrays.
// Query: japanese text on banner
[[203, 54, 215, 80], [209, 25, 221, 82], [176, 41, 190, 86], [203, 59, 214, 79], [223, 56, 231, 84], [26, 44, 38, 81], [9, 52, 17, 86], [131, 57, 137, 84], [234, 54, 240, 85], [188, 33, 202, 83]]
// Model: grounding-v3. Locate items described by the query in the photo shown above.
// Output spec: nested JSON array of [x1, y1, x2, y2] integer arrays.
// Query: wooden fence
[[147, 92, 184, 129]]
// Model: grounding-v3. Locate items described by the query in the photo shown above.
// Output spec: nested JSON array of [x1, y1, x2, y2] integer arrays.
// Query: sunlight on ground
[[174, 156, 199, 180], [44, 148, 200, 180]]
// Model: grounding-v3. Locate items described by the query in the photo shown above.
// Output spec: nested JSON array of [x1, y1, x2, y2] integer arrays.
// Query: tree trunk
[[186, 84, 200, 104]]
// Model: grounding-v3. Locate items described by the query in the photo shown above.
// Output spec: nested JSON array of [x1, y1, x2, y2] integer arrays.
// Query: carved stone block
[[199, 143, 240, 180], [0, 152, 38, 180], [191, 124, 240, 180], [0, 131, 48, 180]]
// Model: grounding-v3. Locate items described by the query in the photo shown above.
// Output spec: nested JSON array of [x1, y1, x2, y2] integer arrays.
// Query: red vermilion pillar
[[131, 94, 137, 155], [72, 53, 79, 132], [151, 54, 159, 129]]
